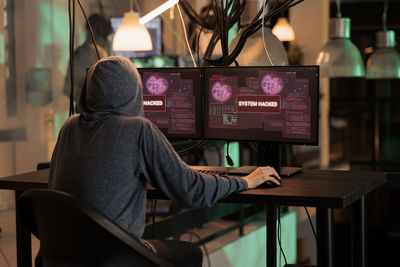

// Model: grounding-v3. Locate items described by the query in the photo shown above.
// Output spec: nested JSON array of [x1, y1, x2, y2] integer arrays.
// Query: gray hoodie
[[49, 56, 248, 240]]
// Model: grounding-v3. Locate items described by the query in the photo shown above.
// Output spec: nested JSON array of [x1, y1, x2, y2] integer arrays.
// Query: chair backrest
[[17, 189, 174, 267]]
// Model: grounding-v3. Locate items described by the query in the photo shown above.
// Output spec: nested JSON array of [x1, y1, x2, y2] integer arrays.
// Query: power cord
[[225, 141, 235, 167], [68, 0, 102, 116], [304, 206, 317, 240], [262, 0, 273, 65], [188, 231, 211, 267], [76, 0, 101, 60], [133, 0, 142, 14], [150, 201, 210, 266], [176, 140, 208, 156], [0, 246, 11, 267], [196, 4, 212, 66], [382, 0, 388, 31], [68, 0, 75, 116], [336, 0, 342, 18], [248, 142, 259, 152], [182, 0, 304, 66], [151, 199, 158, 239], [277, 207, 288, 265], [176, 3, 197, 67]]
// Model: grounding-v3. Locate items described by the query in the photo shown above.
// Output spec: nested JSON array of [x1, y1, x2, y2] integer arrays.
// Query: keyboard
[[190, 165, 257, 176], [190, 165, 302, 177]]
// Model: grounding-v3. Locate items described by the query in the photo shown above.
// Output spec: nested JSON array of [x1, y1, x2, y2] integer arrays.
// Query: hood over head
[[79, 56, 143, 120]]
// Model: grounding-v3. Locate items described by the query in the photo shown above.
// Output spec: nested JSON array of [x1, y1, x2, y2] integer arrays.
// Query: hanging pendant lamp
[[112, 10, 153, 51], [272, 17, 295, 42], [317, 17, 365, 77], [316, 0, 365, 77], [366, 1, 400, 79]]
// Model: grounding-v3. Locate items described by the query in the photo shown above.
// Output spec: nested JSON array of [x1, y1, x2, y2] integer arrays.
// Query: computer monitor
[[110, 17, 162, 58], [137, 67, 202, 139], [203, 66, 319, 145]]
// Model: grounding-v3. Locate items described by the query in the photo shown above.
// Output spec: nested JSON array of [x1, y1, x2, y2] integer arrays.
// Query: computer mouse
[[258, 178, 281, 188]]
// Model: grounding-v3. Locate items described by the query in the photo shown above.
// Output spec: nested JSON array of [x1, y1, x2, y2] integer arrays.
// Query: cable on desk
[[304, 206, 317, 240]]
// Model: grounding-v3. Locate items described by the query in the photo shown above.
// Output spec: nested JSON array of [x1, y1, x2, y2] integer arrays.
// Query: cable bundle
[[180, 0, 303, 67]]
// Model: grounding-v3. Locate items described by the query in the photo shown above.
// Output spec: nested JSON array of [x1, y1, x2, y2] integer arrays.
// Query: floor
[[0, 190, 39, 267]]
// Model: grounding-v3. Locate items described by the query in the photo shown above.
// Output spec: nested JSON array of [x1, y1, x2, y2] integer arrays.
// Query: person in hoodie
[[49, 56, 281, 267]]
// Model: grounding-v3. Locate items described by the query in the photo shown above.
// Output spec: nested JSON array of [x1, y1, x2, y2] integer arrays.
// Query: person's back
[[50, 114, 152, 235], [50, 56, 280, 267]]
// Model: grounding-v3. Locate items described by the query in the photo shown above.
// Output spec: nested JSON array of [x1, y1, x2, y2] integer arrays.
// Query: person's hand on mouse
[[242, 166, 281, 189]]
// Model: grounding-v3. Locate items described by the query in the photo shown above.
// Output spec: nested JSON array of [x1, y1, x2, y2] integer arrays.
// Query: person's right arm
[[139, 120, 280, 208], [139, 121, 246, 208]]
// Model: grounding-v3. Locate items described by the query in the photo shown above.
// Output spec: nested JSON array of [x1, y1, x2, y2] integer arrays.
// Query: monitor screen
[[110, 17, 162, 58], [204, 66, 319, 145], [137, 67, 202, 139]]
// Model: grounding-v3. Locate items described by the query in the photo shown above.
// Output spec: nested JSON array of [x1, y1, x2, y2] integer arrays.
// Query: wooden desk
[[0, 169, 386, 267]]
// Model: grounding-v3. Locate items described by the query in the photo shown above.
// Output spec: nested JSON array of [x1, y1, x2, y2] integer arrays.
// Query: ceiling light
[[272, 17, 295, 42], [366, 30, 400, 79], [112, 11, 152, 51], [113, 0, 180, 52], [317, 17, 365, 77], [139, 0, 179, 25]]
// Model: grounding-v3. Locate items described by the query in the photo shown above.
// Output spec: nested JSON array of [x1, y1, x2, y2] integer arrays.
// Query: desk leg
[[316, 208, 334, 267], [266, 205, 277, 267], [352, 196, 366, 267], [15, 191, 32, 267]]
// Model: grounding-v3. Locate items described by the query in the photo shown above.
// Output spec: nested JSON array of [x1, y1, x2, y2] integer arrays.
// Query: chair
[[17, 189, 174, 267]]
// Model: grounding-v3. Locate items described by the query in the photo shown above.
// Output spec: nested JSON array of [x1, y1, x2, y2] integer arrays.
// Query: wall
[[0, 0, 115, 206], [289, 0, 330, 264]]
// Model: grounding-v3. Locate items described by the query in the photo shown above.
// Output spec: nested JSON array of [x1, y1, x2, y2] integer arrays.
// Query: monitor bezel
[[202, 65, 320, 146]]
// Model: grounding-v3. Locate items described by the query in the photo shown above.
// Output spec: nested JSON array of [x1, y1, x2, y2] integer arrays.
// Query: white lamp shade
[[317, 38, 365, 77], [272, 17, 295, 42], [112, 11, 153, 51], [229, 28, 288, 66]]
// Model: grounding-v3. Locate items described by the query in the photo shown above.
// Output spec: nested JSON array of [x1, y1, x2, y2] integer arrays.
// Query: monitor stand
[[256, 142, 302, 177]]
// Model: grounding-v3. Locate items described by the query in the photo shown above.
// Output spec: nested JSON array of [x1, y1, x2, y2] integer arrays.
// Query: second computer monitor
[[204, 66, 319, 145], [137, 67, 202, 139]]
